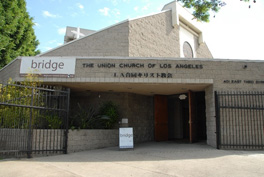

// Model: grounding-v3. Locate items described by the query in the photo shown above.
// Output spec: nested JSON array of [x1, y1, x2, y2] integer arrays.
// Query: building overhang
[[1, 56, 264, 96]]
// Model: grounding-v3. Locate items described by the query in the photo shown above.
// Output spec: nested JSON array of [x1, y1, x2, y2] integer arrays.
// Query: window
[[183, 41, 193, 58]]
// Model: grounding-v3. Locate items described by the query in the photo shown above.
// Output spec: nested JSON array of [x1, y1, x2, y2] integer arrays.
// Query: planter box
[[67, 129, 119, 153]]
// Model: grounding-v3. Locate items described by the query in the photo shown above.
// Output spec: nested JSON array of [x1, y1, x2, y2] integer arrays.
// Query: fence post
[[27, 88, 34, 158], [63, 88, 70, 154], [215, 91, 221, 149]]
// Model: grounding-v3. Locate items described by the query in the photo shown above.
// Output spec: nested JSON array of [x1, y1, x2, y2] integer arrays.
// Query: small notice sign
[[119, 127, 134, 149]]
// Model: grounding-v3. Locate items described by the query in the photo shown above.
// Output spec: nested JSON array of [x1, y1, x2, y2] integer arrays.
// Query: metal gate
[[0, 83, 70, 158], [215, 91, 264, 150]]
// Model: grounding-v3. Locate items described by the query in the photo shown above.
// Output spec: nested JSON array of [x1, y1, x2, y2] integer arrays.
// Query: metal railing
[[0, 83, 70, 158], [215, 91, 264, 150]]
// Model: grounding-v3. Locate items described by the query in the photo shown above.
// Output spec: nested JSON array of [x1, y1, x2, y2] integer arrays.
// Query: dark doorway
[[167, 91, 206, 142], [154, 95, 168, 141], [195, 92, 207, 141]]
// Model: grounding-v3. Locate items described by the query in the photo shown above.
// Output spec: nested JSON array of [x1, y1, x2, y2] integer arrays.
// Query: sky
[[25, 0, 264, 60]]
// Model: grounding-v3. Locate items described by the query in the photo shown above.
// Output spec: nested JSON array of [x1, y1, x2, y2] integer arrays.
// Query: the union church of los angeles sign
[[1, 1, 264, 150]]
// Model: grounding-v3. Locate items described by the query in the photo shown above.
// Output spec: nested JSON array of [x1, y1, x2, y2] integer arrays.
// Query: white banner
[[20, 57, 76, 76], [119, 127, 134, 149]]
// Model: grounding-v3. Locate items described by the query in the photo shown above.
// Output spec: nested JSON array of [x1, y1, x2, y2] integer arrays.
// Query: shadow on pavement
[[15, 141, 264, 163]]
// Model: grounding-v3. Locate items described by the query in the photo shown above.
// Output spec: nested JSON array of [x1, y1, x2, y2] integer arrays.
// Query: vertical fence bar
[[243, 91, 247, 149], [64, 88, 70, 154], [233, 92, 237, 148], [259, 92, 262, 148], [255, 92, 259, 148], [240, 91, 244, 149], [258, 92, 262, 149], [238, 92, 242, 149], [53, 111, 55, 153], [43, 90, 47, 154], [253, 93, 257, 149], [215, 91, 221, 149], [251, 91, 256, 149], [27, 88, 34, 158], [224, 91, 228, 148], [46, 90, 51, 154], [22, 106, 26, 154], [227, 91, 230, 148], [260, 92, 264, 149], [236, 92, 240, 149], [231, 92, 235, 148], [248, 91, 252, 149], [249, 92, 254, 149], [221, 92, 224, 148], [245, 91, 250, 149], [238, 92, 241, 149], [224, 91, 228, 149], [257, 92, 261, 148]]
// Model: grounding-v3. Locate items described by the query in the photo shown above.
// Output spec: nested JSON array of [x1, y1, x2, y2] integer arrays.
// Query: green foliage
[[0, 76, 62, 129], [70, 103, 103, 129], [99, 101, 119, 129], [177, 0, 256, 22], [70, 101, 120, 129], [47, 115, 62, 129], [0, 0, 40, 68], [0, 78, 37, 128]]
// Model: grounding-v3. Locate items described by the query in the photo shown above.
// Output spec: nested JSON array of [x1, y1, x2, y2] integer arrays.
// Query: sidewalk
[[1, 141, 264, 177]]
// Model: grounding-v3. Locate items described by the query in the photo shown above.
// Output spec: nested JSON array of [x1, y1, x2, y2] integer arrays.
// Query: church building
[[1, 1, 264, 150]]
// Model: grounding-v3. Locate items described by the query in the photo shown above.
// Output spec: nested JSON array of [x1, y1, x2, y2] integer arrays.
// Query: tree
[[177, 0, 257, 22], [0, 0, 40, 68]]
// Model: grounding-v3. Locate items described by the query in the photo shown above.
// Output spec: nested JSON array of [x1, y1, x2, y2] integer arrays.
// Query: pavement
[[0, 141, 264, 177]]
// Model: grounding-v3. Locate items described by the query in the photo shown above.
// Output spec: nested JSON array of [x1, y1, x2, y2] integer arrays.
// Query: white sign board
[[20, 57, 76, 77], [119, 127, 134, 149]]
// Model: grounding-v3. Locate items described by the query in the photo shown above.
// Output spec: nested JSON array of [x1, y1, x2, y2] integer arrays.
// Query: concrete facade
[[128, 11, 180, 57], [40, 10, 212, 59], [68, 129, 119, 153]]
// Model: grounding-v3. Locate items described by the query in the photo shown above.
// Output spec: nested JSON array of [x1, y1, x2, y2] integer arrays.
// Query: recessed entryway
[[154, 91, 207, 143]]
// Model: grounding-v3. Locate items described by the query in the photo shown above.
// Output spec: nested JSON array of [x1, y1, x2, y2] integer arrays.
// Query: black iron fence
[[0, 83, 70, 158], [215, 91, 264, 150]]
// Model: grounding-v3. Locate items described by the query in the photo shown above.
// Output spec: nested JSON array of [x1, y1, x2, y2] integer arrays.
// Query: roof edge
[[128, 9, 171, 22], [38, 19, 129, 57], [0, 57, 21, 72], [71, 56, 264, 63]]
